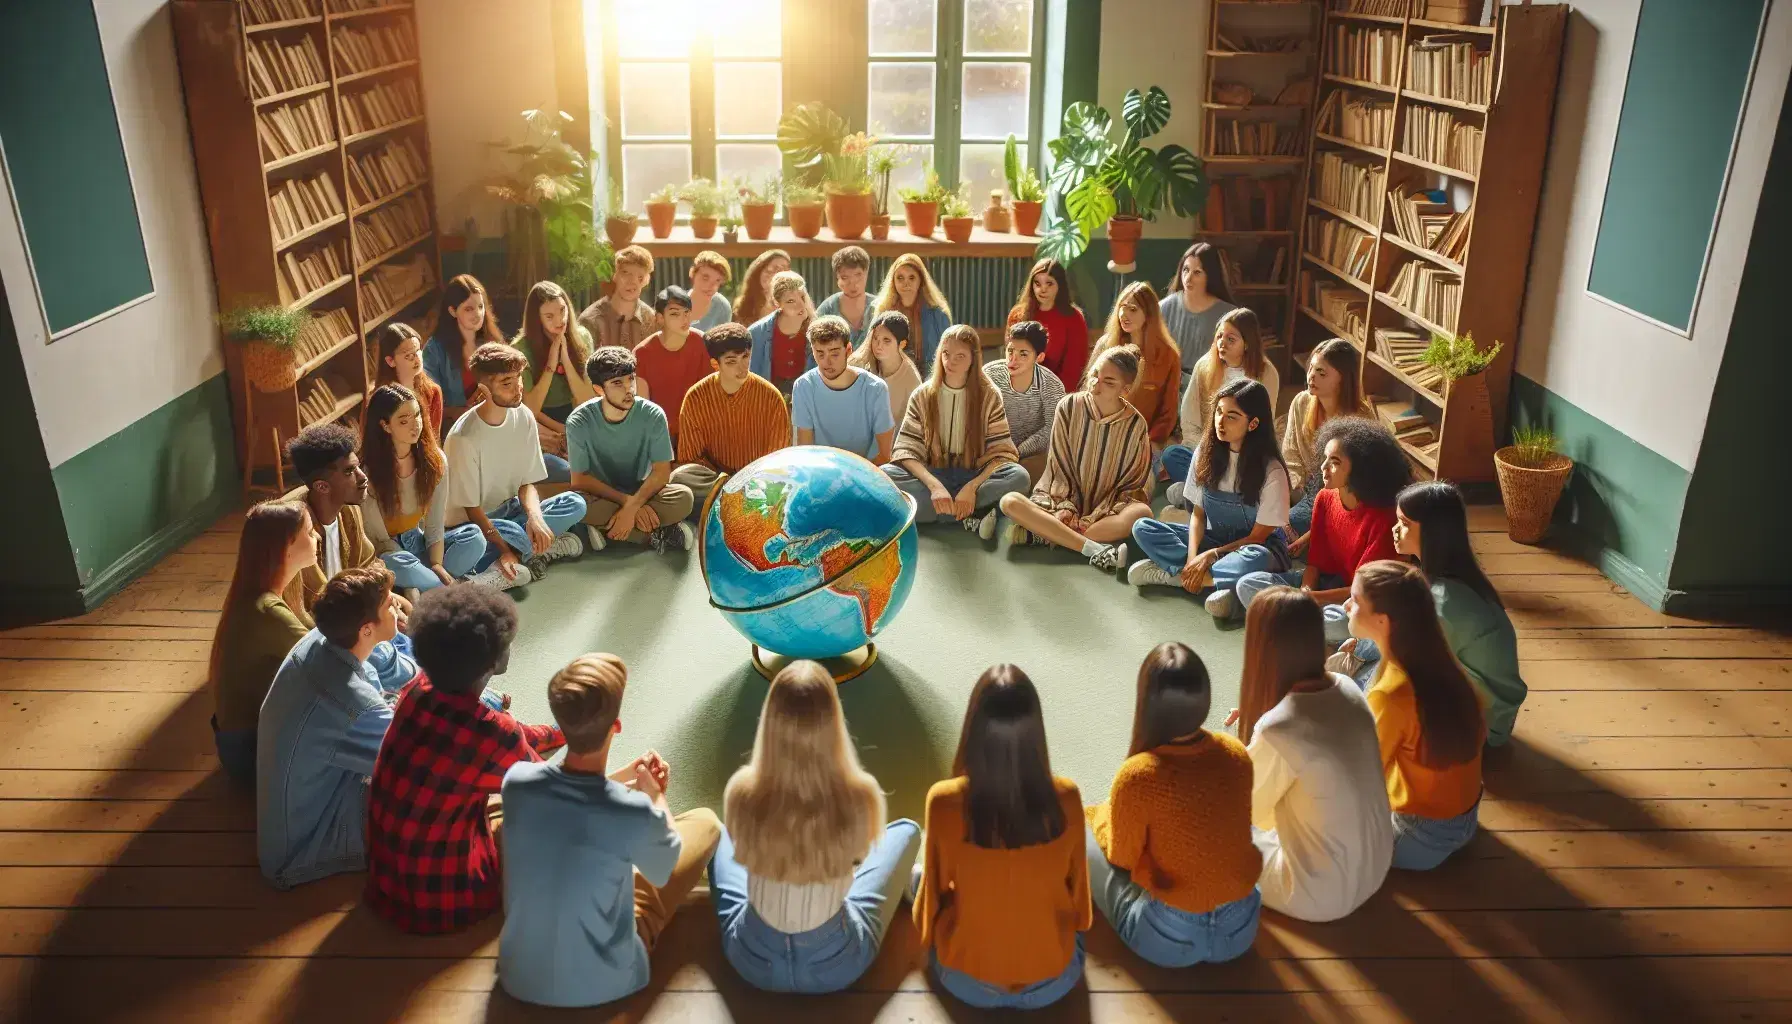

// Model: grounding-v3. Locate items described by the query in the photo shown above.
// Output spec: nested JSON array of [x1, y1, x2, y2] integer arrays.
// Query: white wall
[[1097, 0, 1207, 239], [0, 0, 220, 468], [1514, 0, 1792, 470]]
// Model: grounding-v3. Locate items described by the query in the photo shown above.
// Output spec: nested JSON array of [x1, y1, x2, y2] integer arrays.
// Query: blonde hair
[[873, 253, 952, 320], [920, 324, 992, 464], [1196, 306, 1267, 407], [547, 654, 626, 754], [1303, 336, 1373, 433], [770, 269, 807, 305], [689, 250, 732, 284], [615, 245, 654, 275], [722, 661, 885, 883], [1092, 281, 1177, 391]]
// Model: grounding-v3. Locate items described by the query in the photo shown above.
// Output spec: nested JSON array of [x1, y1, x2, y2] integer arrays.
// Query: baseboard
[[1545, 520, 1675, 613], [1546, 518, 1792, 618], [1660, 584, 1792, 618]]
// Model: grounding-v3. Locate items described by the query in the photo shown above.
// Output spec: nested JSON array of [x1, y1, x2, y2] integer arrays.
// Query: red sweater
[[632, 330, 711, 439], [1011, 304, 1090, 390], [1308, 487, 1399, 579]]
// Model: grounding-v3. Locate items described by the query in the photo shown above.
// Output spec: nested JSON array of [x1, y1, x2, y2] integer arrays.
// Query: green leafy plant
[[720, 214, 741, 231], [1004, 133, 1046, 203], [898, 164, 952, 204], [782, 180, 825, 206], [222, 305, 310, 348], [1038, 86, 1207, 263], [1421, 330, 1502, 381], [677, 177, 728, 218], [483, 109, 615, 301], [738, 174, 780, 206], [777, 102, 880, 195], [647, 183, 678, 205], [870, 149, 900, 215], [823, 134, 876, 196], [1508, 424, 1560, 467], [604, 174, 636, 225], [939, 182, 972, 220]]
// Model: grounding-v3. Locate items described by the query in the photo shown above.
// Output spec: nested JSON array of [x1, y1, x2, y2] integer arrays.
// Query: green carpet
[[498, 524, 1243, 821]]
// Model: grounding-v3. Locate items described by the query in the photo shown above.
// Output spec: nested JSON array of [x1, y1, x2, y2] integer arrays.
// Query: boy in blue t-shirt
[[564, 346, 696, 553], [498, 654, 722, 1009], [791, 315, 894, 462]]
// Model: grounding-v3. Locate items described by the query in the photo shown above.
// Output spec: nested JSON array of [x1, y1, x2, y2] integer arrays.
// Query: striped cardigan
[[892, 381, 1018, 472], [1033, 392, 1152, 521], [675, 371, 791, 475]]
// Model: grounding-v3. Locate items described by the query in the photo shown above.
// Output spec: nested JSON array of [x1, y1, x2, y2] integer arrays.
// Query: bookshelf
[[1196, 0, 1322, 363], [1294, 1, 1565, 483], [171, 0, 441, 492]]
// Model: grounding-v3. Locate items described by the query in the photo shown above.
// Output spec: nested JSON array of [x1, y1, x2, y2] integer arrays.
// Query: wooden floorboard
[[2, 507, 1789, 1023]]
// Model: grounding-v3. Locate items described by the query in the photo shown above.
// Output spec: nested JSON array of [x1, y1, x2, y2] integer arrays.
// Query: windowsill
[[620, 224, 1042, 258]]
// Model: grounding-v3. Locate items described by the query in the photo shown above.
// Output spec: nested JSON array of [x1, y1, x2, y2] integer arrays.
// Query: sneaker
[[1204, 587, 1240, 620], [649, 521, 695, 554], [1088, 542, 1128, 573], [965, 508, 999, 540], [1164, 481, 1185, 508], [1006, 519, 1032, 546], [1127, 558, 1180, 588], [466, 563, 529, 591], [525, 555, 549, 581], [544, 531, 585, 563], [582, 524, 609, 553], [1159, 505, 1191, 526]]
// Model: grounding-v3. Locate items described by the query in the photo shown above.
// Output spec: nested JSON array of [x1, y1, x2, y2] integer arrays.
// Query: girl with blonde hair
[[1167, 306, 1281, 488], [745, 269, 816, 391], [1282, 337, 1372, 543], [1088, 281, 1182, 447], [711, 660, 921, 993], [872, 252, 953, 367]]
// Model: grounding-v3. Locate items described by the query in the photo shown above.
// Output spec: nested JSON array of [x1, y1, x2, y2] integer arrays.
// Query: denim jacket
[[423, 331, 470, 410], [747, 311, 819, 382], [257, 630, 394, 890]]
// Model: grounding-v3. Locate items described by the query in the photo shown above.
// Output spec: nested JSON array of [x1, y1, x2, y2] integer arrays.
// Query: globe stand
[[751, 643, 878, 685]]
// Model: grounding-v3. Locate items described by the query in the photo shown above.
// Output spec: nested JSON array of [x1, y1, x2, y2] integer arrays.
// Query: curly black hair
[[285, 423, 357, 482], [408, 585, 519, 694], [1313, 416, 1411, 507]]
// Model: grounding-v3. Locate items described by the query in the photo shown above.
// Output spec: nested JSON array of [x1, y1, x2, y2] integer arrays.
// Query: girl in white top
[[1231, 585, 1393, 922], [1179, 307, 1281, 455], [711, 660, 922, 994]]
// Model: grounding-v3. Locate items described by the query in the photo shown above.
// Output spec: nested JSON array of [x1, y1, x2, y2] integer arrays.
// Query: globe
[[700, 445, 919, 663]]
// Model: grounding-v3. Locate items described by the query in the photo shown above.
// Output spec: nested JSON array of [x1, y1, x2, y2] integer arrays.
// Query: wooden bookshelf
[[172, 0, 441, 492], [1293, 1, 1565, 483]]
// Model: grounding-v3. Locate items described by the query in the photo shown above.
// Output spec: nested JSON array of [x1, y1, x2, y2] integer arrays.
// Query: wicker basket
[[1494, 446, 1573, 544], [241, 339, 302, 393]]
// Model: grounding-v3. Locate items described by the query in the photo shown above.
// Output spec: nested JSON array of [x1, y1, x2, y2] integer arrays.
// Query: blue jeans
[[1236, 570, 1353, 645], [1289, 474, 1319, 537], [882, 463, 1031, 524], [931, 937, 1084, 1010], [710, 819, 921, 994], [1392, 798, 1481, 871], [1132, 521, 1288, 594], [1085, 825, 1260, 967], [543, 452, 571, 484], [473, 492, 589, 571], [1160, 443, 1194, 487], [378, 524, 487, 591]]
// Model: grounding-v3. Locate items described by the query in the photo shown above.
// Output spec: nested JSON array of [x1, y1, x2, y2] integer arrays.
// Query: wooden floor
[[2, 506, 1789, 1023]]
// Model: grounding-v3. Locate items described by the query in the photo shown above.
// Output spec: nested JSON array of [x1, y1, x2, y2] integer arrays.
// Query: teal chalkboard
[[1587, 0, 1769, 333], [0, 1, 154, 337]]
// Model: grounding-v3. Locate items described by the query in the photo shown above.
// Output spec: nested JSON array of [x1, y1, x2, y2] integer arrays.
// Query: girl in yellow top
[[1346, 559, 1486, 870], [1086, 642, 1261, 966], [914, 665, 1089, 1010]]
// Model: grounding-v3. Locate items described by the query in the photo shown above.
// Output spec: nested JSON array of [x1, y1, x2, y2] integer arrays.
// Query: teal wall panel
[[0, 276, 81, 623]]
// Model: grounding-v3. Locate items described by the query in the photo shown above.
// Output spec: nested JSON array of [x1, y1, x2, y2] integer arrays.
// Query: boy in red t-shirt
[[632, 286, 711, 443], [1233, 416, 1410, 645]]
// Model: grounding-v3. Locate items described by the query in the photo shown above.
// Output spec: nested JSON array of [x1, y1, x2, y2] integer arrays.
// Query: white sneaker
[[467, 563, 528, 591], [1006, 519, 1032, 546], [1158, 506, 1191, 525], [583, 524, 609, 552], [1165, 481, 1186, 508], [544, 530, 585, 563], [1088, 542, 1128, 573], [1204, 587, 1240, 620], [966, 508, 999, 540], [649, 521, 695, 553], [1127, 559, 1179, 588]]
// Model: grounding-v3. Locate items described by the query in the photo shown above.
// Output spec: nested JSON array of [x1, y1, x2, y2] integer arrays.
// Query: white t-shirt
[[1188, 442, 1292, 526], [320, 518, 342, 579], [444, 404, 549, 524], [1247, 675, 1394, 922]]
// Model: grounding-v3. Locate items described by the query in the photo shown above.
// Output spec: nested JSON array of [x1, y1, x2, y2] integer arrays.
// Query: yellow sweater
[[1086, 731, 1262, 914], [1367, 661, 1484, 818]]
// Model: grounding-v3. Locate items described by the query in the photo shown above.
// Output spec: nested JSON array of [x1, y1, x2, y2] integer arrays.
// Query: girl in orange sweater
[[1088, 281, 1182, 448], [914, 665, 1089, 1010], [1086, 642, 1262, 966]]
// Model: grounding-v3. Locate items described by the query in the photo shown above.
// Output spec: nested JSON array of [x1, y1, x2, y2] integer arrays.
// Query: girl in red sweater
[[1007, 258, 1090, 388]]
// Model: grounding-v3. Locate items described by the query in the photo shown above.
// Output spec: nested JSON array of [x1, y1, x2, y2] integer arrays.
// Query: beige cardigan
[[1281, 390, 1376, 494], [1180, 352, 1280, 444], [892, 380, 1018, 471]]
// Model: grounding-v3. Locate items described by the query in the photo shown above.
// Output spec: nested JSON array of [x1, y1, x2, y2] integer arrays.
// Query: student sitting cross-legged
[[883, 324, 1030, 538], [256, 566, 404, 889], [747, 270, 815, 394], [815, 244, 876, 344], [983, 319, 1066, 485], [444, 343, 590, 588], [359, 384, 492, 592], [670, 322, 790, 512], [565, 346, 696, 554], [632, 286, 712, 447], [996, 345, 1153, 574], [915, 665, 1090, 1010], [792, 315, 895, 464], [364, 585, 566, 934], [1086, 642, 1262, 967], [1234, 587, 1392, 922], [497, 654, 721, 1008], [710, 660, 921, 994], [848, 310, 923, 429]]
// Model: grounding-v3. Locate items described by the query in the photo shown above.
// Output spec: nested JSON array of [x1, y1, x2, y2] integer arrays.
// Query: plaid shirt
[[363, 672, 563, 933]]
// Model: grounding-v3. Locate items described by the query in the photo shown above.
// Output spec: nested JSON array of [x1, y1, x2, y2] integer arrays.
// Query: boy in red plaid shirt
[[363, 585, 563, 933]]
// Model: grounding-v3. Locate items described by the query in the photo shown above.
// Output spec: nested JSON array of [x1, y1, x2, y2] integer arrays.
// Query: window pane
[[717, 144, 782, 196], [961, 62, 1029, 139], [713, 0, 781, 57], [878, 143, 933, 219], [960, 143, 1008, 204], [964, 0, 1033, 55], [616, 1, 693, 58], [868, 63, 935, 138], [622, 144, 692, 212], [715, 62, 781, 137], [869, 0, 937, 55], [620, 63, 691, 138]]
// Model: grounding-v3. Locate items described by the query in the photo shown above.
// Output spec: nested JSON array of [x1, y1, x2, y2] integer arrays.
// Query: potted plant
[[602, 174, 638, 249], [869, 149, 898, 240], [940, 184, 975, 243], [679, 177, 726, 239], [1004, 133, 1046, 236], [1496, 425, 1574, 545], [721, 214, 741, 245], [223, 305, 312, 392], [483, 108, 616, 304], [1420, 328, 1500, 480], [776, 103, 877, 241], [783, 180, 826, 239], [645, 184, 678, 238], [739, 175, 778, 240], [1040, 86, 1207, 267], [899, 164, 948, 239]]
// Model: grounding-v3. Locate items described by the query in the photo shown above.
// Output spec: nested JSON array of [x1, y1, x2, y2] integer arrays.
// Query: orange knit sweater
[[1085, 731, 1262, 914]]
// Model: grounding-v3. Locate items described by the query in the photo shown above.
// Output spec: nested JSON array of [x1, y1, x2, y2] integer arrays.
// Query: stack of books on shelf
[[268, 171, 344, 243], [1314, 150, 1385, 223], [1301, 271, 1369, 342], [330, 21, 416, 74], [246, 35, 328, 99], [330, 0, 406, 11], [277, 240, 348, 305], [1212, 119, 1303, 157], [1304, 212, 1375, 279], [1386, 259, 1461, 328], [353, 192, 431, 265], [290, 307, 357, 363], [1400, 105, 1483, 174], [1334, 0, 1418, 15], [1407, 39, 1495, 106], [347, 137, 427, 206], [1371, 328, 1444, 393], [1387, 186, 1472, 260], [1201, 177, 1296, 232], [1216, 245, 1289, 290], [256, 94, 335, 161], [298, 375, 348, 427], [360, 253, 435, 319], [1316, 89, 1394, 149], [243, 0, 320, 24], [1215, 32, 1308, 53], [1325, 25, 1402, 86], [1373, 397, 1439, 457], [338, 78, 422, 136]]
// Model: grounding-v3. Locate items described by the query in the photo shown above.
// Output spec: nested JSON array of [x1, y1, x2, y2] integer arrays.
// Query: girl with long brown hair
[[915, 664, 1088, 1010], [1006, 257, 1090, 387], [1086, 642, 1262, 966], [871, 252, 953, 367], [374, 323, 445, 438], [509, 281, 591, 482], [848, 309, 922, 425], [1089, 281, 1182, 446], [732, 248, 791, 326], [1283, 337, 1373, 545], [360, 384, 499, 592], [1346, 559, 1486, 870], [209, 500, 317, 783], [1170, 307, 1282, 489], [1160, 242, 1237, 386], [1234, 588, 1391, 921], [423, 273, 505, 423], [710, 660, 921, 994]]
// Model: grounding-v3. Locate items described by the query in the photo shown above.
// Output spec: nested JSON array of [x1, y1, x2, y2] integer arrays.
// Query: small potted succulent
[[679, 177, 726, 239], [783, 180, 826, 239], [644, 183, 678, 238], [899, 164, 949, 239], [1004, 133, 1046, 235], [602, 174, 638, 249], [940, 184, 975, 244], [869, 149, 898, 240], [1496, 425, 1574, 544], [720, 214, 741, 245], [223, 304, 312, 392], [739, 175, 778, 240]]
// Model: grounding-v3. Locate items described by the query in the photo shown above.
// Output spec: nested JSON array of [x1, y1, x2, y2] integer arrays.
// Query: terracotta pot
[[904, 200, 938, 239], [826, 191, 872, 240], [742, 202, 776, 240], [942, 216, 974, 244], [1013, 200, 1043, 236], [604, 216, 638, 249], [645, 201, 677, 238], [870, 213, 891, 240], [982, 191, 1011, 233], [787, 202, 824, 239], [1495, 447, 1574, 545], [1106, 215, 1144, 267], [691, 216, 718, 240], [241, 339, 301, 392], [722, 228, 740, 245]]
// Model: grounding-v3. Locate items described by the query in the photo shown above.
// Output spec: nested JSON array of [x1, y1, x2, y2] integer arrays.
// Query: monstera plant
[[1038, 86, 1206, 267]]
